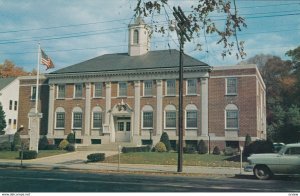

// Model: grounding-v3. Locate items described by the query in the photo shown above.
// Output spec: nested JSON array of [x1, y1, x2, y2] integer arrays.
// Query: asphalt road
[[0, 168, 299, 192]]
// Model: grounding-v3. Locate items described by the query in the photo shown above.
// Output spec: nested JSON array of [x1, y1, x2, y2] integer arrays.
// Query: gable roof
[[0, 77, 16, 91], [51, 49, 209, 74]]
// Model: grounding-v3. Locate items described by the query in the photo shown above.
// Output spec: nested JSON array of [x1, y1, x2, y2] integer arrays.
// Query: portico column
[[200, 78, 209, 136], [134, 81, 140, 136], [105, 82, 114, 142], [84, 83, 91, 139], [47, 84, 55, 137], [156, 80, 163, 136]]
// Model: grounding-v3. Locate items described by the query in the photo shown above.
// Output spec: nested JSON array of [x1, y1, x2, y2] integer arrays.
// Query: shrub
[[67, 133, 75, 144], [183, 147, 196, 154], [160, 132, 171, 152], [243, 140, 273, 157], [19, 150, 37, 159], [87, 153, 105, 162], [223, 147, 238, 156], [154, 142, 167, 152], [46, 144, 57, 150], [121, 146, 151, 153], [38, 135, 49, 150], [197, 140, 208, 154], [12, 132, 21, 151], [212, 146, 221, 155], [0, 141, 11, 151], [58, 139, 69, 150], [66, 144, 75, 152]]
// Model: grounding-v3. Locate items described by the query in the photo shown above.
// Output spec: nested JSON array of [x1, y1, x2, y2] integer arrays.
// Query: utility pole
[[172, 6, 192, 173]]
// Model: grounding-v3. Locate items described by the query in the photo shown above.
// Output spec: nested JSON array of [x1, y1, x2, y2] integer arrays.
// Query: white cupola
[[128, 16, 151, 56]]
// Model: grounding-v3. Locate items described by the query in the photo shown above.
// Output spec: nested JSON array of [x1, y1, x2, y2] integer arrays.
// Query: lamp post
[[72, 129, 76, 149], [171, 6, 192, 173], [149, 129, 153, 146]]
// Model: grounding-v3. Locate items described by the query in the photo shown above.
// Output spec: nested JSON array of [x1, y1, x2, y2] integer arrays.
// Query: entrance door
[[115, 117, 131, 142]]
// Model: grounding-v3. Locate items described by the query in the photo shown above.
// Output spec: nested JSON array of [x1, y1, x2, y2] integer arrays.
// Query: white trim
[[56, 84, 66, 99], [118, 82, 128, 97], [164, 105, 177, 129], [72, 107, 83, 129], [224, 104, 239, 130], [186, 79, 197, 95], [30, 86, 36, 100], [225, 77, 237, 95], [91, 106, 103, 130], [73, 83, 83, 99], [143, 80, 153, 97], [141, 105, 154, 129], [165, 79, 176, 96], [93, 82, 103, 98], [54, 107, 65, 130]]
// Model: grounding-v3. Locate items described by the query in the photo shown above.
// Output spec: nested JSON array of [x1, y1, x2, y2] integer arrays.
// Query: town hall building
[[17, 17, 266, 150]]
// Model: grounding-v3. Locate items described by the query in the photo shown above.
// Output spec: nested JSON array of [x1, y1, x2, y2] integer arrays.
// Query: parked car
[[245, 143, 300, 180], [273, 142, 285, 153]]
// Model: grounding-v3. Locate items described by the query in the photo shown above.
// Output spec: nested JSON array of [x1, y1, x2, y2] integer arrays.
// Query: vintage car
[[245, 143, 300, 180]]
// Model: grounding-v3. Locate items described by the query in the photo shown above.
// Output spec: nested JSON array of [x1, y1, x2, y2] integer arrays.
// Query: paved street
[[0, 168, 300, 192]]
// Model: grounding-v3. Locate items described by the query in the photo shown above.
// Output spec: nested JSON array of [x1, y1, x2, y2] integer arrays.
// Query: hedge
[[121, 146, 151, 153], [19, 150, 37, 159], [183, 147, 197, 154], [87, 153, 105, 162], [0, 141, 11, 151]]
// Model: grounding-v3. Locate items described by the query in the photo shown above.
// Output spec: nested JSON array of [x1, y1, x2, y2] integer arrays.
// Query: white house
[[0, 77, 20, 134]]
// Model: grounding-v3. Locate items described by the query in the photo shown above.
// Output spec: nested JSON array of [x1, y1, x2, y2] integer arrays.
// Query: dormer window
[[133, 30, 139, 44]]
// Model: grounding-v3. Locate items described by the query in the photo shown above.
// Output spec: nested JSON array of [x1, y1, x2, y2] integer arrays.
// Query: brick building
[[17, 17, 266, 150]]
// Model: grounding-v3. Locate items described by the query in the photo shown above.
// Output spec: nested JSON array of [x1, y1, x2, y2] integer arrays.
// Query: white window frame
[[225, 104, 239, 129], [143, 80, 153, 97], [55, 107, 65, 129], [164, 105, 176, 129], [186, 79, 197, 95], [133, 29, 139, 44], [31, 86, 36, 100], [92, 106, 103, 129], [185, 104, 198, 129], [166, 80, 176, 96], [226, 78, 237, 95], [118, 82, 127, 97], [57, 84, 66, 99], [94, 83, 103, 98], [72, 107, 83, 129], [74, 84, 83, 99], [141, 105, 154, 129]]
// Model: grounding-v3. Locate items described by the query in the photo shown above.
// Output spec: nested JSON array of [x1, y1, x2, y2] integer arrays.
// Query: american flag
[[40, 49, 54, 70]]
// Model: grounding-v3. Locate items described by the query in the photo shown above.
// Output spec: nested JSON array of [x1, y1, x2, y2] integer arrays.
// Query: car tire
[[254, 165, 272, 180]]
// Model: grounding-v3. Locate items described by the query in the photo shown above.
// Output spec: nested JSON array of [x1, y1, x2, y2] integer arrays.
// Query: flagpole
[[35, 43, 41, 114]]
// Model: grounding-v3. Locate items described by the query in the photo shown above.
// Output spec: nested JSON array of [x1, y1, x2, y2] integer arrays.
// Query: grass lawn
[[0, 150, 69, 160], [103, 152, 246, 168]]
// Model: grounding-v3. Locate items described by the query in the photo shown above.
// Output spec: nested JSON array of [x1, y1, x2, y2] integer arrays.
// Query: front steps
[[76, 142, 137, 151]]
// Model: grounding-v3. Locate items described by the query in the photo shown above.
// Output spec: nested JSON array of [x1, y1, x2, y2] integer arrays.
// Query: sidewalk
[[0, 151, 251, 176]]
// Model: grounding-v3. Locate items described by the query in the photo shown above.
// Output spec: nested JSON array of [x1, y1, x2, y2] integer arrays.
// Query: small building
[[0, 77, 19, 135], [17, 17, 266, 150]]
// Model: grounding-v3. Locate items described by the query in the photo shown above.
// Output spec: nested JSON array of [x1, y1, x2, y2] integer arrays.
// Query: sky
[[0, 0, 299, 73]]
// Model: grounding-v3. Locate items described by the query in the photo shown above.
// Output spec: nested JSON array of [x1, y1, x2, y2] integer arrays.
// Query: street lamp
[[170, 6, 192, 173]]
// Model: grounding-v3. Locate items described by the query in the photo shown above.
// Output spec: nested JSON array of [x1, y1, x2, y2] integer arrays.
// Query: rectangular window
[[73, 112, 82, 129], [143, 111, 153, 128], [186, 111, 197, 128], [13, 119, 17, 129], [165, 111, 176, 128], [187, 79, 197, 95], [226, 110, 238, 129], [31, 86, 36, 100], [9, 100, 13, 110], [94, 83, 103, 98], [93, 112, 103, 129], [14, 101, 17, 111], [56, 112, 65, 129], [74, 84, 83, 98], [166, 80, 176, 96], [226, 78, 237, 95], [118, 82, 127, 97], [144, 80, 153, 96], [57, 85, 66, 99], [8, 119, 12, 127]]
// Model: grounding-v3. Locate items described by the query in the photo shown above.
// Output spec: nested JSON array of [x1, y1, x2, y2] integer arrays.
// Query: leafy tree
[[38, 135, 49, 150], [0, 60, 28, 77], [0, 103, 6, 135], [67, 133, 75, 144], [160, 132, 171, 151], [12, 132, 21, 151], [133, 0, 247, 59]]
